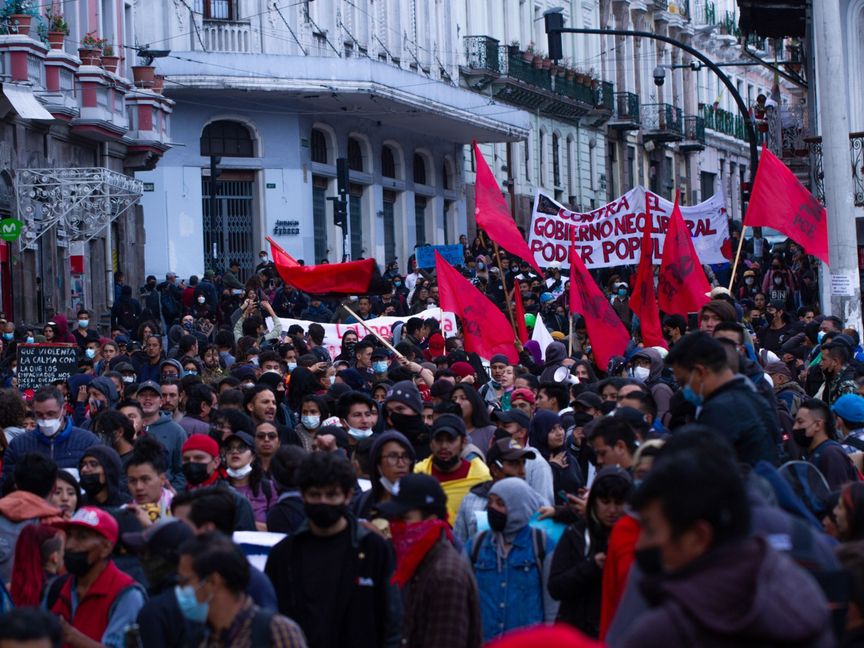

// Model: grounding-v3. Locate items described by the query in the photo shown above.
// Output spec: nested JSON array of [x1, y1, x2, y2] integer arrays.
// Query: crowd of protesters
[[0, 229, 862, 648]]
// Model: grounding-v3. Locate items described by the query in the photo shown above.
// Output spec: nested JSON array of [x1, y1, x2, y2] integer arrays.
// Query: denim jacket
[[466, 526, 557, 642]]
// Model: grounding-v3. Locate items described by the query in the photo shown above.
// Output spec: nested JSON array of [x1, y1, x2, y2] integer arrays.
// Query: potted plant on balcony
[[79, 31, 105, 66], [521, 42, 534, 63], [152, 74, 165, 93], [101, 43, 120, 73], [131, 62, 155, 88], [45, 8, 67, 49], [1, 0, 37, 34]]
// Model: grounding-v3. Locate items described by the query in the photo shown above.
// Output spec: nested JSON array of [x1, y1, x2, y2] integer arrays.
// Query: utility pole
[[812, 1, 861, 330]]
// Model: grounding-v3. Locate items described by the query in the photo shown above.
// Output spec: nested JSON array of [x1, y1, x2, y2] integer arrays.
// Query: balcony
[[608, 92, 640, 131], [700, 104, 748, 141], [680, 116, 706, 151], [806, 133, 864, 208], [587, 81, 614, 126], [201, 19, 253, 54], [642, 103, 683, 142], [463, 35, 501, 76]]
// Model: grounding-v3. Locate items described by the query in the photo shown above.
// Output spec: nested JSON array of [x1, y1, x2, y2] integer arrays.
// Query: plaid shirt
[[401, 538, 483, 648], [200, 596, 307, 648]]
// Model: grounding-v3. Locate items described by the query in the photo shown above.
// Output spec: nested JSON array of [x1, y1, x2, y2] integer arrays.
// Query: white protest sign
[[269, 308, 457, 359], [528, 186, 730, 270]]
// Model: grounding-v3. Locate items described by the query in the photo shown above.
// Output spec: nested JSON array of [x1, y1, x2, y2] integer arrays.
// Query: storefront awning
[[1, 84, 53, 120]]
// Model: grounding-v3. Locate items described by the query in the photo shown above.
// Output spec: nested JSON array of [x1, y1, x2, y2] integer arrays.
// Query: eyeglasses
[[224, 444, 251, 454], [381, 453, 412, 465], [256, 433, 278, 441]]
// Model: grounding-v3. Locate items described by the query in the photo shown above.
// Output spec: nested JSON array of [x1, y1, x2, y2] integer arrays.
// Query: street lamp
[[543, 8, 759, 179]]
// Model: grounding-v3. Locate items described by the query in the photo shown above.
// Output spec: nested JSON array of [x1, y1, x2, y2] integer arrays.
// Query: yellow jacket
[[414, 457, 491, 523]]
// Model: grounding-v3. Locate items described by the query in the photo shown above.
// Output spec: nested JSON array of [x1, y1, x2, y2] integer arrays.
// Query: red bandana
[[389, 519, 452, 587]]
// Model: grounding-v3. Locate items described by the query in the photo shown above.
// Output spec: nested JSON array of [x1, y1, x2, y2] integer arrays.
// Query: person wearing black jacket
[[265, 452, 401, 648], [78, 445, 131, 509], [266, 445, 308, 534]]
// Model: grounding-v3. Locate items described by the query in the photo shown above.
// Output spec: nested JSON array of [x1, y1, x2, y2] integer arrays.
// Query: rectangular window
[[626, 146, 635, 191], [701, 171, 716, 200], [383, 191, 397, 264], [414, 196, 427, 247], [197, 0, 234, 20]]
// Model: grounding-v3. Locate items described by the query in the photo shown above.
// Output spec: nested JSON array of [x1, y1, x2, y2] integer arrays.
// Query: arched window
[[200, 120, 254, 157], [552, 133, 561, 186], [311, 128, 328, 164], [413, 153, 427, 185], [381, 146, 397, 178], [348, 138, 364, 171]]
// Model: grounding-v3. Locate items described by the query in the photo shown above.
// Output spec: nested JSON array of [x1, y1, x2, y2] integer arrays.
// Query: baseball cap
[[182, 433, 220, 458], [510, 388, 535, 404], [574, 392, 603, 411], [160, 359, 182, 373], [450, 362, 475, 379], [377, 473, 448, 520], [113, 360, 136, 373], [56, 506, 119, 545], [222, 431, 255, 451], [832, 394, 864, 424], [430, 413, 467, 438], [122, 519, 194, 558], [136, 380, 161, 395], [492, 409, 531, 429], [486, 437, 536, 465]]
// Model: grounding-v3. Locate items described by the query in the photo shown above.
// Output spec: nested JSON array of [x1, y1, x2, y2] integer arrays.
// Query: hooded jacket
[[1, 419, 100, 486], [353, 431, 415, 520], [539, 342, 568, 383], [618, 537, 833, 648], [629, 348, 674, 426], [530, 410, 583, 502], [466, 478, 556, 642], [143, 411, 187, 491], [79, 445, 130, 508]]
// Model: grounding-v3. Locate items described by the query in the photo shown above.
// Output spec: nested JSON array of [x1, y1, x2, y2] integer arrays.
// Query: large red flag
[[657, 196, 711, 316], [512, 279, 529, 344], [569, 247, 630, 370], [473, 141, 543, 275], [745, 146, 829, 264], [629, 199, 667, 349], [435, 252, 518, 363], [267, 237, 378, 294]]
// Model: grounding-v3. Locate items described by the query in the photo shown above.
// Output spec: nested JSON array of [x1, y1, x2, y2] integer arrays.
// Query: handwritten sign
[[415, 244, 464, 269], [16, 343, 79, 390]]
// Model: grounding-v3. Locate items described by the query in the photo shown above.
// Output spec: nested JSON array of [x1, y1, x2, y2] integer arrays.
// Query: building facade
[[134, 0, 530, 280], [0, 0, 172, 325]]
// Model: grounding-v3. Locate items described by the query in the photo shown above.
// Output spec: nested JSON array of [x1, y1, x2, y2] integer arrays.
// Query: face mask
[[477, 262, 485, 270], [2, 333, 12, 341], [681, 375, 703, 408], [347, 426, 373, 440], [301, 415, 320, 430], [632, 366, 650, 381], [487, 507, 507, 533], [122, 375, 135, 384], [88, 398, 105, 413], [774, 276, 783, 285], [792, 427, 811, 450], [744, 277, 754, 285], [328, 375, 336, 386], [175, 584, 210, 623], [63, 549, 94, 577], [260, 255, 268, 262], [78, 319, 90, 329], [304, 502, 346, 528], [197, 296, 206, 304], [287, 362, 297, 373], [79, 472, 103, 496], [394, 281, 402, 287], [634, 546, 663, 576], [226, 463, 253, 479], [817, 331, 826, 343], [432, 454, 461, 472], [373, 361, 388, 374], [85, 348, 96, 359], [182, 461, 210, 485], [388, 412, 427, 442], [38, 418, 63, 437], [343, 342, 356, 356], [617, 288, 628, 297], [25, 336, 34, 344], [250, 357, 259, 367]]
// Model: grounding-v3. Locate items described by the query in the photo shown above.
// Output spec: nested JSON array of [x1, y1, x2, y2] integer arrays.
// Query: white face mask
[[226, 464, 253, 479], [328, 375, 336, 385], [301, 415, 320, 430], [122, 375, 135, 384], [38, 418, 63, 437], [632, 366, 650, 381], [287, 362, 297, 373], [379, 476, 398, 494], [347, 426, 373, 440], [197, 296, 206, 304]]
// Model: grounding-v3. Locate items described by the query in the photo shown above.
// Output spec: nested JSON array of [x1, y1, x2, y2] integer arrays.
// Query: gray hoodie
[[144, 411, 188, 491]]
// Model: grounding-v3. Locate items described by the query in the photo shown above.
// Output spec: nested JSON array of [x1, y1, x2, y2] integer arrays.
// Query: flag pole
[[568, 314, 574, 356], [491, 239, 520, 339], [727, 225, 748, 292], [342, 305, 406, 360]]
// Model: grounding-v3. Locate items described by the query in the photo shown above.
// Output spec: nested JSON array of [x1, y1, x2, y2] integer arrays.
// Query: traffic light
[[544, 9, 564, 61], [328, 196, 347, 230], [336, 157, 349, 198]]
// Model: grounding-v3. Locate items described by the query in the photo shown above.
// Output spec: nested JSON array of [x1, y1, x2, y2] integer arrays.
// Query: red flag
[[629, 199, 667, 349], [657, 195, 711, 316], [745, 146, 829, 264], [267, 237, 378, 294], [512, 279, 529, 344], [568, 247, 630, 370], [473, 141, 543, 275], [435, 252, 518, 363]]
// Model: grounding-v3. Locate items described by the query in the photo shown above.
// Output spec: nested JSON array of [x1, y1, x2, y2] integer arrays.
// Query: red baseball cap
[[56, 506, 119, 545], [511, 388, 536, 404], [182, 433, 220, 458]]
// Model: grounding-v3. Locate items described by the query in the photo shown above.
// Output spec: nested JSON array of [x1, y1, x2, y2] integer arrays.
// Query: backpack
[[470, 527, 547, 576]]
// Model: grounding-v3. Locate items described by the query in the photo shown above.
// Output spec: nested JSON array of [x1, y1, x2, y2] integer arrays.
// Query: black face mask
[[79, 473, 104, 496], [432, 454, 461, 472], [487, 508, 507, 533], [792, 428, 811, 450], [64, 549, 94, 577], [304, 502, 346, 529], [634, 546, 663, 577], [182, 461, 210, 485], [389, 412, 428, 442]]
